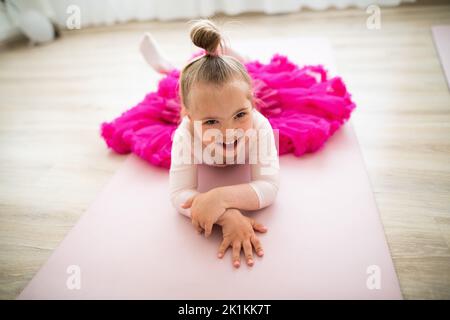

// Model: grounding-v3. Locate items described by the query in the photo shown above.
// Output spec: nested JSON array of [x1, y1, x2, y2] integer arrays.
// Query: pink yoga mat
[[18, 38, 402, 300], [432, 25, 450, 90]]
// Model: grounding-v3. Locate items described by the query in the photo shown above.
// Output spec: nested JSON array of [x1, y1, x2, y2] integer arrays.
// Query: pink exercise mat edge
[[432, 25, 450, 90]]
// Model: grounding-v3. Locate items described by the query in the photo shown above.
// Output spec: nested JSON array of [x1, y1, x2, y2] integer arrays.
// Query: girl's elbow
[[169, 189, 197, 218], [258, 182, 279, 209]]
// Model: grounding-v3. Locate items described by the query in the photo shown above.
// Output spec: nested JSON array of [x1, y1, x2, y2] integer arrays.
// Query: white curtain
[[46, 0, 415, 27], [0, 0, 415, 40]]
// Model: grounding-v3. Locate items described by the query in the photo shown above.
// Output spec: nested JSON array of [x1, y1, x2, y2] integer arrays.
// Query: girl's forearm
[[212, 183, 260, 211]]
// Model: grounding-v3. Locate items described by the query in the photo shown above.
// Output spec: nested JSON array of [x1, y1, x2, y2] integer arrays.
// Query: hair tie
[[205, 49, 220, 57]]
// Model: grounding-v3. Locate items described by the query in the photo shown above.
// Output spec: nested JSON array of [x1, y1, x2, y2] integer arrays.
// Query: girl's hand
[[182, 189, 227, 237], [216, 208, 267, 268]]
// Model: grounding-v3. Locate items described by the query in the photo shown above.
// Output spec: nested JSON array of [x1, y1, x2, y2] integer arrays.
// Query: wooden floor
[[0, 5, 449, 299]]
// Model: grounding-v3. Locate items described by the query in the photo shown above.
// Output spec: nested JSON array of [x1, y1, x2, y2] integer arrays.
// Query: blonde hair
[[179, 19, 253, 111]]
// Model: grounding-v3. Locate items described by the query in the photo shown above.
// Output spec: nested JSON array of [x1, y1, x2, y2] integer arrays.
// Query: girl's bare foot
[[139, 33, 176, 74]]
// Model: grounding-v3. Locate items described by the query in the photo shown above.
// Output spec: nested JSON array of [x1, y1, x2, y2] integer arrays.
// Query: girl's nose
[[221, 128, 237, 142]]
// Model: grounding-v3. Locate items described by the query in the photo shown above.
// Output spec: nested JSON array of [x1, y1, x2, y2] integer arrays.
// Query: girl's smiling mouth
[[217, 136, 242, 149]]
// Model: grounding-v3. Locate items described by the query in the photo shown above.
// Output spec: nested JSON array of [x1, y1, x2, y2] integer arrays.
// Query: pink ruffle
[[100, 52, 356, 168]]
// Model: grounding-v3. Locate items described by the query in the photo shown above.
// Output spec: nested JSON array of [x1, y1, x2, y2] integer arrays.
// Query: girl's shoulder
[[252, 108, 271, 130], [172, 115, 192, 141], [179, 115, 190, 127], [176, 115, 192, 132]]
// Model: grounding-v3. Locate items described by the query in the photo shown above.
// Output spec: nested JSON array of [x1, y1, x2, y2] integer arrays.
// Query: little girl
[[167, 20, 279, 269], [101, 19, 356, 269]]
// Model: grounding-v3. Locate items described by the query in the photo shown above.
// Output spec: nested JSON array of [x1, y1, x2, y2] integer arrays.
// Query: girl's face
[[186, 79, 254, 151]]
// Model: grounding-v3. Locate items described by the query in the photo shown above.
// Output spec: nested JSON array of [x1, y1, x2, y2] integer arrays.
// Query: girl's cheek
[[241, 118, 253, 132]]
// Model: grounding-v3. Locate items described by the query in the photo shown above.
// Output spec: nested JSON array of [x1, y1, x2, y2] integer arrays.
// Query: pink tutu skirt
[[100, 50, 356, 169]]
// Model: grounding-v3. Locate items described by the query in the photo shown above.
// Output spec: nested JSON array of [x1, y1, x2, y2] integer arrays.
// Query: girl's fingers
[[232, 242, 242, 268], [217, 239, 230, 259], [204, 221, 213, 238], [250, 235, 264, 257], [251, 219, 268, 233], [192, 219, 203, 234], [182, 196, 194, 209], [243, 240, 254, 266]]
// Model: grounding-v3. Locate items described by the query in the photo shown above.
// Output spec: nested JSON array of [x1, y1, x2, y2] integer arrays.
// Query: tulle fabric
[[100, 51, 356, 169]]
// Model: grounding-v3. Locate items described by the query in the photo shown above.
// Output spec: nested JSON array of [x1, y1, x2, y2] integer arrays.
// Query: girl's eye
[[234, 111, 247, 119], [203, 119, 218, 126]]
